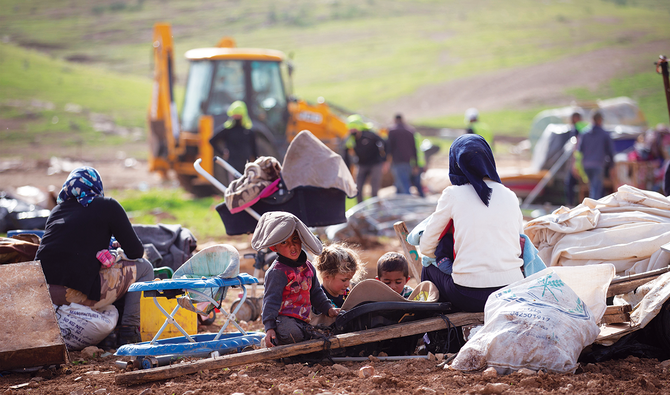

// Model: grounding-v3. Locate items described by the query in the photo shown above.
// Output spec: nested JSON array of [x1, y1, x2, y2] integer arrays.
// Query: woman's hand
[[327, 307, 341, 317], [264, 328, 277, 348]]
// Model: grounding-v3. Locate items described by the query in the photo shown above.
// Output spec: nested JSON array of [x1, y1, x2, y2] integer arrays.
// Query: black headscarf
[[449, 134, 501, 206]]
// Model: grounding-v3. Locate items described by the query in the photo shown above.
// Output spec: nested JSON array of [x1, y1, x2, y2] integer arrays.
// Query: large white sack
[[54, 303, 118, 351], [451, 268, 601, 374]]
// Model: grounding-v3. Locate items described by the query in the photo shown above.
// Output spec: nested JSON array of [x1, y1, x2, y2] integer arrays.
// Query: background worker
[[577, 112, 615, 200], [386, 113, 418, 195], [412, 131, 427, 197], [209, 100, 258, 174], [346, 114, 387, 203], [565, 112, 587, 206], [464, 108, 493, 147]]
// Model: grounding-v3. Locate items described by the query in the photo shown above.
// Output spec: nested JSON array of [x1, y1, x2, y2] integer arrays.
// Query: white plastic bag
[[54, 303, 118, 351], [452, 268, 601, 374]]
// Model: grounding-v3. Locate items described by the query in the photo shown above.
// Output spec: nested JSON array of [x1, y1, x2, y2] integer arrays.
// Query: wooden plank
[[0, 261, 68, 370], [116, 312, 484, 385], [606, 266, 670, 298], [600, 305, 632, 324], [393, 221, 423, 282]]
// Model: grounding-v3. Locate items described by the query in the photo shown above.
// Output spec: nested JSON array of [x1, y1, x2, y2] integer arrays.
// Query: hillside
[[1, 0, 669, 137]]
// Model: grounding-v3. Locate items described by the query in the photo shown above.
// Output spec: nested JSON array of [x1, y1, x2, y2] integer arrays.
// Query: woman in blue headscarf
[[36, 166, 154, 347], [419, 134, 524, 312]]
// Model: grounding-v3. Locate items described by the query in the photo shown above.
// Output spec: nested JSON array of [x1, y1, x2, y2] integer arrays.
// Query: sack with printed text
[[451, 268, 601, 374], [54, 303, 118, 351]]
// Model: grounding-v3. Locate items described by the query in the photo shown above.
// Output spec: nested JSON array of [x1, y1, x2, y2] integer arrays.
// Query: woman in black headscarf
[[419, 134, 524, 312], [36, 166, 154, 346]]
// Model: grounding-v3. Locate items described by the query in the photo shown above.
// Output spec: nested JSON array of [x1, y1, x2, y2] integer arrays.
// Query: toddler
[[252, 211, 339, 348], [314, 243, 367, 308], [376, 252, 413, 298]]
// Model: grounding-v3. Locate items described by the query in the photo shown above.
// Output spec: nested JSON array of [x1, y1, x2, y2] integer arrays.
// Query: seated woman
[[35, 167, 154, 347], [419, 134, 524, 312]]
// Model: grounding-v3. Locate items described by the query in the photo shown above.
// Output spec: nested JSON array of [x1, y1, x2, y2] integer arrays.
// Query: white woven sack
[[55, 303, 118, 351], [452, 268, 601, 374]]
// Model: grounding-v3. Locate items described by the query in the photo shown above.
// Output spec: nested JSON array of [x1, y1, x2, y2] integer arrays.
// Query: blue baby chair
[[115, 244, 263, 367]]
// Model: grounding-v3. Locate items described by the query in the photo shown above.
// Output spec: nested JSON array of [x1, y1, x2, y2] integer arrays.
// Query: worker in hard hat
[[346, 114, 386, 203], [210, 100, 258, 174], [464, 108, 493, 147]]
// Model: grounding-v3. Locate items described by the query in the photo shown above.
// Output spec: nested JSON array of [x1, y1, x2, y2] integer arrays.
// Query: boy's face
[[378, 270, 409, 295], [270, 231, 302, 261]]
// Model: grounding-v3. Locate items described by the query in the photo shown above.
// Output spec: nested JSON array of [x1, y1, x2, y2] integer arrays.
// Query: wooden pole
[[655, 55, 670, 122], [115, 312, 484, 386], [393, 221, 423, 282]]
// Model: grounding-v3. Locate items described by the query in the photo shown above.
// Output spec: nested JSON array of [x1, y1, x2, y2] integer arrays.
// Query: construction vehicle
[[147, 23, 353, 194]]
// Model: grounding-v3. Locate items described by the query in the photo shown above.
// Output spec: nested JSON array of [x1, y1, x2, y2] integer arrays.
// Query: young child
[[314, 243, 367, 308], [376, 252, 413, 298], [251, 211, 339, 348]]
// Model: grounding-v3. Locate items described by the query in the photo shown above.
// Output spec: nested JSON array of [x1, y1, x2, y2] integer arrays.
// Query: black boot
[[98, 330, 118, 351], [118, 325, 142, 346]]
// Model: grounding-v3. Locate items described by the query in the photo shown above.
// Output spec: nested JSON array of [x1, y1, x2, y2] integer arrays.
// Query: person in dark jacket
[[210, 100, 258, 174], [577, 112, 615, 200], [346, 114, 386, 203], [386, 113, 418, 195], [36, 166, 154, 347]]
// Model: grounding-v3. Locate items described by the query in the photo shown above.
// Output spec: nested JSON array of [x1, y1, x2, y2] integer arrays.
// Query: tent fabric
[[524, 185, 670, 276], [281, 130, 357, 198]]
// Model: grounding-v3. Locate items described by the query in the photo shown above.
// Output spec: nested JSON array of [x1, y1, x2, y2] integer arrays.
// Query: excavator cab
[[181, 47, 291, 157], [148, 23, 349, 194]]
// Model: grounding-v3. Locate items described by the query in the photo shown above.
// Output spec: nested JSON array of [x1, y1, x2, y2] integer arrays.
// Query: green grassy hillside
[[1, 0, 669, 144]]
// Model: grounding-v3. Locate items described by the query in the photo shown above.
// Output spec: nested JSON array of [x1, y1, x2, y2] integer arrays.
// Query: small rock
[[587, 380, 599, 388], [626, 355, 641, 363], [566, 384, 574, 391], [414, 386, 437, 394], [435, 353, 444, 361], [482, 367, 498, 379], [427, 352, 436, 362], [81, 346, 103, 359], [517, 368, 536, 375], [659, 359, 670, 369], [358, 365, 375, 378], [368, 355, 380, 362], [480, 383, 510, 395], [138, 389, 153, 395], [93, 389, 107, 394], [371, 374, 384, 384], [27, 382, 39, 388], [332, 364, 349, 373], [378, 352, 388, 357], [368, 390, 381, 395], [293, 390, 304, 395]]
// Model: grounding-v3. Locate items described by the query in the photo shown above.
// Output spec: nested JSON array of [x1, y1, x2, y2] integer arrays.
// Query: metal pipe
[[656, 56, 670, 122]]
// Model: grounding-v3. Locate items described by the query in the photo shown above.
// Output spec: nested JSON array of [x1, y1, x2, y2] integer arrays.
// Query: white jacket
[[419, 181, 524, 288]]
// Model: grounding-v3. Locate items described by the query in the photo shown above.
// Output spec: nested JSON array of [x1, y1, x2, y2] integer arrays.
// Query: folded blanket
[[224, 156, 282, 213]]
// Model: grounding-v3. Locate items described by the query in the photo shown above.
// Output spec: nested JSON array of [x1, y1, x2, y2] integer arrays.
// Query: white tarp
[[524, 185, 670, 276]]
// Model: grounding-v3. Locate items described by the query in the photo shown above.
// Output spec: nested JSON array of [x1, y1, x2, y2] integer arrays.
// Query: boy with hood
[[252, 211, 339, 347]]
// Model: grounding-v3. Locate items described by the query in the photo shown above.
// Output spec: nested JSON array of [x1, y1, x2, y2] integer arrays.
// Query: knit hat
[[346, 114, 372, 132], [251, 211, 323, 255], [223, 100, 253, 130]]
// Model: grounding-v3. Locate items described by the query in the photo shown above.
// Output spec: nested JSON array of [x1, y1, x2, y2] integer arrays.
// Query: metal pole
[[656, 55, 670, 122]]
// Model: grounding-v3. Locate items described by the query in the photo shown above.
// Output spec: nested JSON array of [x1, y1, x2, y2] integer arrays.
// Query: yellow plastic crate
[[139, 293, 198, 342]]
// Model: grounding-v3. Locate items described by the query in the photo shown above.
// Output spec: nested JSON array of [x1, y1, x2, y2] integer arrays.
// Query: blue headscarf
[[449, 134, 501, 206], [56, 166, 104, 207]]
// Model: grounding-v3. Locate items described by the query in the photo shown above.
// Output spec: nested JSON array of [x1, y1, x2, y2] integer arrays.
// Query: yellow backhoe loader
[[147, 23, 354, 195]]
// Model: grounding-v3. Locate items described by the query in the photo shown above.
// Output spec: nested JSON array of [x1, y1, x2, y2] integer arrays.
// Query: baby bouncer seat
[[115, 244, 264, 364], [207, 130, 357, 236]]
